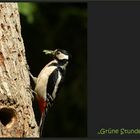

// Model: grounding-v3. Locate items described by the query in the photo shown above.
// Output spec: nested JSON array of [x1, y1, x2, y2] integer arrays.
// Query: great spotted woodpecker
[[29, 49, 69, 136]]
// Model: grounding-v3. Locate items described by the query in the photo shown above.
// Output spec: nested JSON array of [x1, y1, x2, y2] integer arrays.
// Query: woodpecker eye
[[56, 51, 60, 55]]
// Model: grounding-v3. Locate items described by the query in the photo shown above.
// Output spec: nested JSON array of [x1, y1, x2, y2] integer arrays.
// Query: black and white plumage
[[30, 49, 69, 136]]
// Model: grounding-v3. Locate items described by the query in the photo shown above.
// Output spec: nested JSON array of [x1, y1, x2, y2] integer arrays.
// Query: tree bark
[[0, 3, 39, 137]]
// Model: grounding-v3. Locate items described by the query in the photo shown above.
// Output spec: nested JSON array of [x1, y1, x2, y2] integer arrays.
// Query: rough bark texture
[[0, 3, 39, 137]]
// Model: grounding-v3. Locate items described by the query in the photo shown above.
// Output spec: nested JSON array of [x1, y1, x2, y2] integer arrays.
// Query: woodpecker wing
[[47, 68, 58, 96], [46, 67, 63, 104]]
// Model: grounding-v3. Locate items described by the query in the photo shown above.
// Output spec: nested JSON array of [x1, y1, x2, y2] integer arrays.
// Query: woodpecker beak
[[43, 50, 55, 55]]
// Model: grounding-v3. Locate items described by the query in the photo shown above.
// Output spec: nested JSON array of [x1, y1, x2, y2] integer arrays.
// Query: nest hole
[[0, 107, 17, 128]]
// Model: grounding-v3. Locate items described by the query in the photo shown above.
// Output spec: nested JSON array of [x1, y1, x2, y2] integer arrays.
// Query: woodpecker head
[[43, 49, 70, 62]]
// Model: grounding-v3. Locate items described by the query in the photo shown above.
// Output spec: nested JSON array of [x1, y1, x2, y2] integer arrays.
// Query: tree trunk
[[0, 3, 39, 137]]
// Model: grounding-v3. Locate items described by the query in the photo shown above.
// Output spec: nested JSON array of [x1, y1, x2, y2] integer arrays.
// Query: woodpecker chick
[[31, 49, 69, 136]]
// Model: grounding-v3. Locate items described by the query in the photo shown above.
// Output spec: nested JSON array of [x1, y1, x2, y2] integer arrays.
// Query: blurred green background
[[18, 2, 87, 137]]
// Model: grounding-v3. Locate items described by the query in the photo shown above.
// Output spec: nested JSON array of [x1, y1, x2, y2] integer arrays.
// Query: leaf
[[18, 3, 38, 24]]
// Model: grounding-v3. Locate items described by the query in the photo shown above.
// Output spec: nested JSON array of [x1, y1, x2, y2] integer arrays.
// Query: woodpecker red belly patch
[[38, 98, 47, 113]]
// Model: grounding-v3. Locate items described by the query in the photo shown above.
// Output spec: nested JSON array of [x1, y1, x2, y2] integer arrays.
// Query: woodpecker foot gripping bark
[[26, 87, 37, 100]]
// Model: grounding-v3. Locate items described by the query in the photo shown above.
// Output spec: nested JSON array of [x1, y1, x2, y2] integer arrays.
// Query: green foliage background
[[18, 2, 87, 137]]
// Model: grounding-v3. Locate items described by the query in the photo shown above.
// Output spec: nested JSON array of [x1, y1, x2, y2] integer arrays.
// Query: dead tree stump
[[0, 3, 39, 137]]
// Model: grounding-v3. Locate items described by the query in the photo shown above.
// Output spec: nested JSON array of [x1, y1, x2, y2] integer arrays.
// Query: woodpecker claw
[[29, 72, 37, 84], [26, 87, 36, 100], [26, 64, 30, 71]]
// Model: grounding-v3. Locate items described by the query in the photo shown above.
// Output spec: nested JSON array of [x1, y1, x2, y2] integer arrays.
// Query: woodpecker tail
[[39, 108, 48, 137]]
